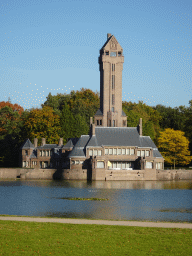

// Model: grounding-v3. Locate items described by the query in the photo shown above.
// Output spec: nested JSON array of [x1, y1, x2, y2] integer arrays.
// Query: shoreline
[[0, 216, 192, 229]]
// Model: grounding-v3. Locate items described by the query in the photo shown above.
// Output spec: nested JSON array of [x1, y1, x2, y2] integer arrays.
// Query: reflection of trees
[[163, 181, 192, 190]]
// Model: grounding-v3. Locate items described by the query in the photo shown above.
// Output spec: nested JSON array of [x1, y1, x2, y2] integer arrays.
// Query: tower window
[[112, 64, 115, 71], [100, 120, 102, 125], [106, 51, 109, 55], [112, 94, 115, 105], [112, 107, 114, 112], [113, 120, 115, 127], [97, 120, 99, 125], [110, 52, 117, 57], [112, 75, 115, 89], [118, 51, 121, 56]]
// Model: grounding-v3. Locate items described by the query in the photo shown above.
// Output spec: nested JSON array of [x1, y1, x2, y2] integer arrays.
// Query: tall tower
[[94, 33, 127, 127]]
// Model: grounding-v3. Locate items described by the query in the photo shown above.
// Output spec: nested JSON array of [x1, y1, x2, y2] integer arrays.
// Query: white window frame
[[97, 161, 104, 168], [113, 148, 117, 155], [89, 149, 93, 156], [126, 148, 130, 155], [146, 161, 153, 169]]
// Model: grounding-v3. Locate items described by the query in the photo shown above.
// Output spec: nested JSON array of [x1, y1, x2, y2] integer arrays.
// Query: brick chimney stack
[[41, 138, 46, 146], [90, 117, 93, 125], [34, 138, 38, 148], [107, 33, 111, 39], [139, 118, 142, 136], [58, 138, 63, 146], [92, 124, 95, 136]]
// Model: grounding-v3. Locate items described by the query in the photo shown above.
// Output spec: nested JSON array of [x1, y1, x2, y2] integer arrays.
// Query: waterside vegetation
[[1, 89, 192, 168]]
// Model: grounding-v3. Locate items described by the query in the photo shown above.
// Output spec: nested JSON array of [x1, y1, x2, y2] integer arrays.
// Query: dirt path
[[0, 216, 192, 229]]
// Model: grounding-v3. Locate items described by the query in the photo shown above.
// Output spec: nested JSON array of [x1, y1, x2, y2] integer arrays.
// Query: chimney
[[107, 33, 111, 39], [139, 118, 142, 136], [58, 138, 63, 146], [41, 138, 46, 146], [34, 138, 38, 148], [92, 124, 95, 136], [90, 117, 93, 125]]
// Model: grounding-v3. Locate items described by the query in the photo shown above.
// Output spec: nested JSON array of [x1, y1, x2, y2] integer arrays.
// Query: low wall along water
[[0, 168, 192, 180]]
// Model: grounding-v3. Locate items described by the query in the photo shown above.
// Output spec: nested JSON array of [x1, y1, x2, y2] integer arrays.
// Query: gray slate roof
[[122, 110, 127, 116], [68, 127, 163, 159], [30, 150, 37, 158], [95, 109, 103, 116], [68, 135, 90, 158], [94, 127, 141, 146], [153, 148, 163, 158], [63, 138, 79, 149], [87, 135, 99, 147], [21, 139, 34, 149], [37, 144, 57, 149]]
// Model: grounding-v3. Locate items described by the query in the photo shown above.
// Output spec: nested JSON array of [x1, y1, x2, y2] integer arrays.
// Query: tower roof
[[100, 34, 123, 52]]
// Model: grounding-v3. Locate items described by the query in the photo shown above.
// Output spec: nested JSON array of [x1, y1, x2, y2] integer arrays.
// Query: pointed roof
[[100, 35, 123, 51], [30, 149, 37, 158], [68, 135, 90, 158], [87, 135, 99, 147], [63, 138, 79, 149], [94, 109, 103, 116], [122, 110, 127, 116], [21, 138, 34, 149]]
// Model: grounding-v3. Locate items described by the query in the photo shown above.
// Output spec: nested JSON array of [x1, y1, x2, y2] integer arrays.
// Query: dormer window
[[110, 52, 117, 57]]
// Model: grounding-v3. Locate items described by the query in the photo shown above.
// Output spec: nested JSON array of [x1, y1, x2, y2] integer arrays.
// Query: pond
[[0, 180, 192, 222]]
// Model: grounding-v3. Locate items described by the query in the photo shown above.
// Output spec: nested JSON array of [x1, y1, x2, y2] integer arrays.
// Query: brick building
[[21, 34, 164, 180]]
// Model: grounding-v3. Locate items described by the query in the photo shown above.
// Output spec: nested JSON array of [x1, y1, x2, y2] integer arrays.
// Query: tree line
[[0, 88, 192, 167]]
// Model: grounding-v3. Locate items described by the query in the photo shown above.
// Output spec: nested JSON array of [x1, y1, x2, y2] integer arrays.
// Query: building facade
[[21, 34, 164, 180]]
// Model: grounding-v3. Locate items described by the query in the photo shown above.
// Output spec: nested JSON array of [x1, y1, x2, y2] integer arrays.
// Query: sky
[[0, 0, 191, 110]]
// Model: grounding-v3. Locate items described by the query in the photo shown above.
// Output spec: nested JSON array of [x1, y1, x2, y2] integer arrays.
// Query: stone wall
[[0, 168, 87, 180], [157, 169, 192, 180], [0, 168, 192, 181]]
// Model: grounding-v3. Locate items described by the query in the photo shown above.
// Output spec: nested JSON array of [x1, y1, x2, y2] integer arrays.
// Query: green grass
[[0, 221, 191, 255], [55, 197, 108, 201]]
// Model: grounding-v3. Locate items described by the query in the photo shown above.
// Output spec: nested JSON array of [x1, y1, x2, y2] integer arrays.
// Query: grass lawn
[[0, 221, 191, 255]]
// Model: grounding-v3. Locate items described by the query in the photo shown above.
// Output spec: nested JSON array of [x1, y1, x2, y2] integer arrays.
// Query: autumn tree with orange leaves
[[0, 101, 24, 115], [23, 106, 61, 145], [0, 102, 24, 140], [0, 102, 24, 166]]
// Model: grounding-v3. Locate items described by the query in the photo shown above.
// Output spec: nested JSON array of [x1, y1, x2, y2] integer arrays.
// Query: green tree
[[123, 101, 161, 142], [60, 102, 76, 142], [59, 103, 89, 142], [0, 104, 24, 167], [42, 88, 100, 127], [154, 104, 187, 131], [183, 100, 192, 152], [23, 106, 61, 144], [0, 106, 21, 140], [157, 128, 192, 167]]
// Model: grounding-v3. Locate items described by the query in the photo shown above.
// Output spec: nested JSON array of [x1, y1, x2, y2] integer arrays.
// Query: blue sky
[[0, 0, 191, 109]]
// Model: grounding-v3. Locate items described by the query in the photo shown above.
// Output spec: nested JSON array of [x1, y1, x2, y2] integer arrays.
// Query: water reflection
[[0, 180, 191, 222]]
